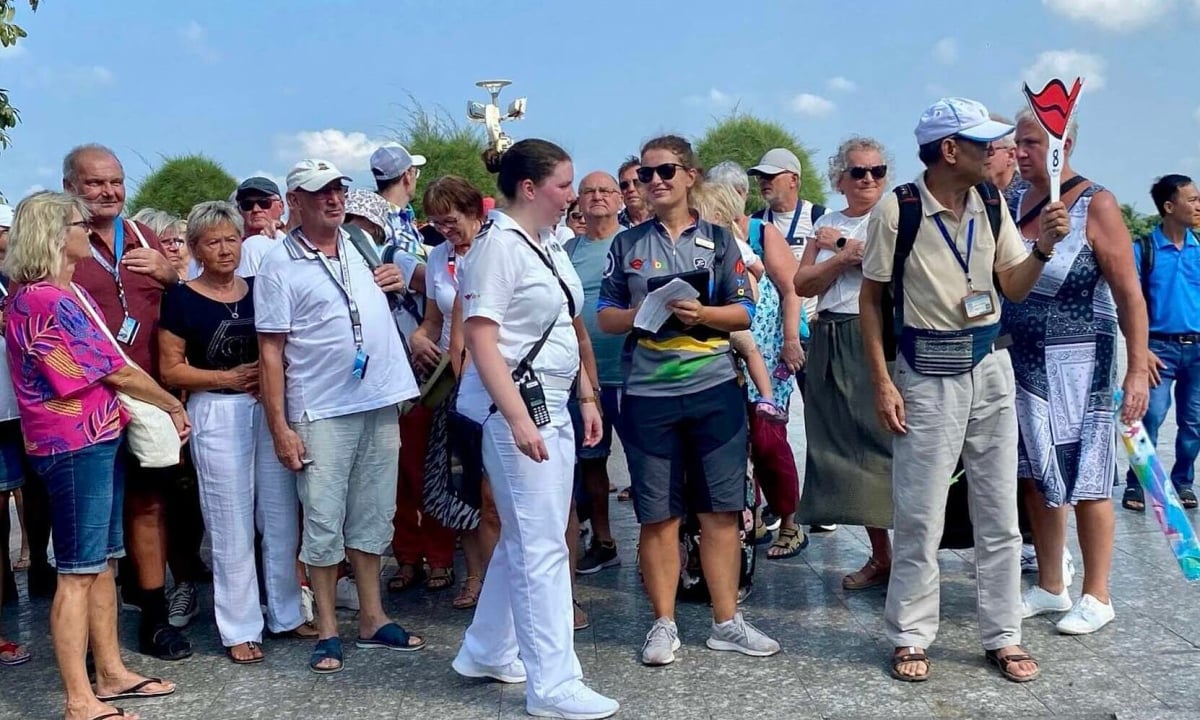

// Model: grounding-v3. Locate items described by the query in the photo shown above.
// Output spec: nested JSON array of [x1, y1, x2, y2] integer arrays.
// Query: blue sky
[[2, 0, 1199, 212]]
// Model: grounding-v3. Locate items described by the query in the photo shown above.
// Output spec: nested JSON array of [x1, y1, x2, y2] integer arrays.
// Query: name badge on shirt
[[352, 348, 370, 380], [694, 236, 714, 250], [962, 291, 995, 320], [116, 316, 141, 346]]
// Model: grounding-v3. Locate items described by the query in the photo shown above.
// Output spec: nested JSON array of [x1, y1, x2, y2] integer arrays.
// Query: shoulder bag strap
[[512, 236, 576, 376], [70, 283, 135, 367], [126, 221, 151, 249], [1016, 175, 1089, 228]]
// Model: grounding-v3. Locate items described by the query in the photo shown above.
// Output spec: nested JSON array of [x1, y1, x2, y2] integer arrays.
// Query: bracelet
[[579, 395, 600, 405], [1031, 244, 1055, 262]]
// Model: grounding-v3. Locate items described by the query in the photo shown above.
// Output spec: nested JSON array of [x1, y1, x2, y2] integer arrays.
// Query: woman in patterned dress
[[1004, 111, 1150, 635]]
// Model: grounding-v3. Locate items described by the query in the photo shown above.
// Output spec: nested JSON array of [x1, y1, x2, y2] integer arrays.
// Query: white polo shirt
[[813, 210, 872, 315], [459, 211, 583, 384], [424, 242, 461, 352], [254, 228, 419, 423]]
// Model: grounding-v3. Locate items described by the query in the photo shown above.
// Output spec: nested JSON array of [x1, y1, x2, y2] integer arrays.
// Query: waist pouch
[[899, 323, 1001, 377]]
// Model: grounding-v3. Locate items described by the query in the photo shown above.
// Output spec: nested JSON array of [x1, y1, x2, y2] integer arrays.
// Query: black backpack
[[881, 182, 1005, 360], [751, 202, 827, 240], [1134, 233, 1155, 325]]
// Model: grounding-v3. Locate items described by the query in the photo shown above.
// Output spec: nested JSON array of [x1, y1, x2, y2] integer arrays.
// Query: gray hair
[[827, 136, 893, 189], [62, 143, 120, 186], [185, 201, 244, 248], [1016, 108, 1079, 155], [130, 208, 185, 239], [989, 113, 1017, 149], [3, 192, 91, 283], [706, 161, 750, 197]]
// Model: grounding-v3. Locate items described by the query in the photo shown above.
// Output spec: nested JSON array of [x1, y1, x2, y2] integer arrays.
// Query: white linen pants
[[457, 380, 584, 706], [189, 391, 303, 646]]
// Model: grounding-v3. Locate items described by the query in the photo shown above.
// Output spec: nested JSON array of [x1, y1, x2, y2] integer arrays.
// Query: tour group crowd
[[1, 93, 1199, 720]]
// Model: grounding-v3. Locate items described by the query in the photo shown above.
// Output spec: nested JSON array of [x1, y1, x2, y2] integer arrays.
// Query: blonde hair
[[692, 182, 746, 242], [131, 208, 185, 239], [1016, 108, 1079, 155], [4, 192, 91, 283]]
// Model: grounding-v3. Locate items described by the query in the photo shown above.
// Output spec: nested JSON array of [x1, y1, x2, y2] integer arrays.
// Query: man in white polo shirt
[[255, 158, 424, 673]]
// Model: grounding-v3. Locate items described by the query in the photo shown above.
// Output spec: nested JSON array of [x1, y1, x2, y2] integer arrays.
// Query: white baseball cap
[[370, 144, 427, 182], [286, 159, 352, 193], [0, 203, 13, 229], [748, 148, 803, 177], [915, 97, 1015, 146]]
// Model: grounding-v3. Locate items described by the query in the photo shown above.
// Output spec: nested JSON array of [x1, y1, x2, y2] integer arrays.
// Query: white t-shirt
[[424, 242, 461, 352], [254, 228, 419, 423], [764, 201, 822, 319], [188, 230, 283, 280], [813, 210, 872, 315], [459, 211, 584, 386]]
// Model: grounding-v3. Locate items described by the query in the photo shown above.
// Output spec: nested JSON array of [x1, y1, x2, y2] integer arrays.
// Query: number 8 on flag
[[1022, 77, 1085, 203]]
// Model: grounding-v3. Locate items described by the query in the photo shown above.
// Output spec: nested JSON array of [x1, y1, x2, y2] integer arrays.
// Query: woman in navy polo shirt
[[598, 135, 780, 667]]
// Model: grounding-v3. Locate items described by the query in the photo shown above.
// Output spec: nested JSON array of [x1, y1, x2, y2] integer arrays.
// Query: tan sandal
[[843, 558, 891, 590], [986, 648, 1040, 683], [425, 567, 454, 592], [453, 575, 482, 610], [891, 646, 930, 682]]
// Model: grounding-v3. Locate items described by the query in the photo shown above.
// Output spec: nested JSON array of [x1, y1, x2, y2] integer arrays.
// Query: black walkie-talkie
[[516, 372, 551, 427]]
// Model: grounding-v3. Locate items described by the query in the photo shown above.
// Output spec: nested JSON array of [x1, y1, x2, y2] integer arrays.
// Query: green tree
[[1121, 203, 1157, 240], [391, 100, 492, 218], [128, 154, 237, 217], [695, 113, 826, 213], [0, 0, 39, 149]]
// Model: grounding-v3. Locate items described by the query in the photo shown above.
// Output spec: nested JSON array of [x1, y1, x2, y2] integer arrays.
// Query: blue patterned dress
[[744, 220, 795, 410], [1002, 185, 1118, 507]]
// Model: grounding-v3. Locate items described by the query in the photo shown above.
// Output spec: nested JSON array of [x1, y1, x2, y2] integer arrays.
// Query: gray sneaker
[[640, 617, 681, 666], [706, 612, 780, 657]]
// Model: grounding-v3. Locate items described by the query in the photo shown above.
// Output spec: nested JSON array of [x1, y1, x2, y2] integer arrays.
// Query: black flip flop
[[1122, 484, 1145, 512], [1179, 487, 1198, 510], [95, 677, 175, 702]]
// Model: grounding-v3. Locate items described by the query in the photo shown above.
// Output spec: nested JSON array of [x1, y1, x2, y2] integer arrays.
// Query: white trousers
[[458, 382, 584, 705], [189, 391, 303, 646]]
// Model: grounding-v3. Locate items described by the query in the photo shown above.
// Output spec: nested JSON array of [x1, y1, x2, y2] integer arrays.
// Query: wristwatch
[[836, 237, 847, 249], [1031, 243, 1055, 262]]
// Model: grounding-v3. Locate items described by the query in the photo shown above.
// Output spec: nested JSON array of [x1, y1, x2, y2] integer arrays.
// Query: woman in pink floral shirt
[[4, 192, 189, 720]]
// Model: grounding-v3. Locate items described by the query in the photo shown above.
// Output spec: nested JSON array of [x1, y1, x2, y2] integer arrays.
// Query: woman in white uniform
[[451, 139, 618, 720]]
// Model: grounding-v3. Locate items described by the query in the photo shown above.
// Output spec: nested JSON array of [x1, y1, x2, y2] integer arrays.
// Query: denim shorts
[[0, 419, 27, 493], [30, 437, 125, 574]]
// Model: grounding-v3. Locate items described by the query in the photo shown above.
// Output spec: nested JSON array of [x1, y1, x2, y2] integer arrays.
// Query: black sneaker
[[139, 622, 193, 661], [1179, 487, 1198, 510], [576, 541, 620, 576], [761, 509, 781, 533], [810, 524, 838, 534]]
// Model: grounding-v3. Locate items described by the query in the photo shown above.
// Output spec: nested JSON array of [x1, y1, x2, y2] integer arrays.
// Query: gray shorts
[[292, 405, 400, 567]]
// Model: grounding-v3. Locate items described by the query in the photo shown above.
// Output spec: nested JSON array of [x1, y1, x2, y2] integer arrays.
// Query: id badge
[[116, 316, 140, 345], [961, 291, 995, 320], [352, 348, 370, 380]]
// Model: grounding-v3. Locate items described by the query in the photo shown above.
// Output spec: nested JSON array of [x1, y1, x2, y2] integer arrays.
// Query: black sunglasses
[[238, 197, 275, 212], [848, 165, 888, 180], [619, 179, 638, 191], [636, 163, 688, 183]]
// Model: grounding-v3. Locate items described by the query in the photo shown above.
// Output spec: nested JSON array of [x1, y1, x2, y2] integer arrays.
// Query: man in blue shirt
[[1125, 174, 1200, 511]]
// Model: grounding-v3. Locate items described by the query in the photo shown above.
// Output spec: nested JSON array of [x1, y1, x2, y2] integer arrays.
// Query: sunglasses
[[848, 165, 888, 180], [569, 212, 585, 221], [238, 198, 276, 212], [636, 163, 688, 183], [619, 179, 638, 191]]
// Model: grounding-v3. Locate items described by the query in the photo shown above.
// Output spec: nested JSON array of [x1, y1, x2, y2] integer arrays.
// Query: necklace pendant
[[230, 311, 239, 319]]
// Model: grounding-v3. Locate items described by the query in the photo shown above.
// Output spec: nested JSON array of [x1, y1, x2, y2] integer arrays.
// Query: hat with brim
[[748, 148, 803, 177], [0, 204, 12, 228], [236, 176, 281, 200], [286, 159, 352, 193]]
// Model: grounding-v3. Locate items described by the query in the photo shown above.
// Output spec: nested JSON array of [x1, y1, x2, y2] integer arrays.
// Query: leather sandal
[[986, 648, 1040, 683], [891, 646, 930, 682]]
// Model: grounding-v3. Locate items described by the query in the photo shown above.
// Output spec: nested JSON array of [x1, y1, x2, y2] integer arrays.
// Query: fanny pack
[[899, 323, 1003, 377]]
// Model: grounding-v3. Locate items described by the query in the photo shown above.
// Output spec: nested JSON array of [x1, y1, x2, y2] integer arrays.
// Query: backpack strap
[[747, 218, 765, 257], [883, 184, 923, 359], [809, 203, 827, 226], [1136, 233, 1155, 326], [974, 182, 1006, 300]]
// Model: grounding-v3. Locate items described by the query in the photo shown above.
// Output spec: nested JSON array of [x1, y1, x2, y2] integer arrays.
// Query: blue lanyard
[[933, 216, 975, 284], [88, 219, 132, 317], [767, 206, 803, 244]]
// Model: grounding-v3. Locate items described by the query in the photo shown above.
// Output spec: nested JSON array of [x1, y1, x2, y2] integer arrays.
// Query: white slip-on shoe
[[1021, 585, 1072, 618], [527, 686, 619, 720], [1056, 594, 1115, 635], [452, 652, 526, 683]]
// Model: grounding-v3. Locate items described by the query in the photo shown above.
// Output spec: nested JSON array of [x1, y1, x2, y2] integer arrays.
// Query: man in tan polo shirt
[[859, 98, 1070, 684]]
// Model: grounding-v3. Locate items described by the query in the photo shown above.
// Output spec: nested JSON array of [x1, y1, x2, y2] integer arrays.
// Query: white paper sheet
[[633, 278, 700, 333]]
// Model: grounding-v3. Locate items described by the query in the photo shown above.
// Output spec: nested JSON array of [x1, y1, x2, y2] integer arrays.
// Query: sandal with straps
[[1122, 484, 1145, 512], [843, 558, 891, 591], [425, 567, 454, 592], [453, 575, 483, 610], [986, 648, 1040, 683], [891, 646, 931, 682], [766, 526, 809, 560]]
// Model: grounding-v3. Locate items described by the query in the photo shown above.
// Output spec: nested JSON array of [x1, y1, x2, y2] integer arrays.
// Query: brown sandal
[[986, 648, 1040, 683], [425, 567, 454, 592], [843, 558, 891, 590], [226, 641, 264, 665], [453, 575, 482, 610], [891, 646, 930, 682], [387, 564, 424, 593]]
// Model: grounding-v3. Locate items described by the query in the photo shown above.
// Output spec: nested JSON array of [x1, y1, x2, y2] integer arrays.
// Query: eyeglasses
[[67, 220, 91, 231], [953, 135, 992, 154], [636, 163, 688, 183], [847, 165, 888, 180], [580, 187, 620, 197], [619, 179, 639, 191], [162, 238, 185, 248], [238, 198, 276, 212]]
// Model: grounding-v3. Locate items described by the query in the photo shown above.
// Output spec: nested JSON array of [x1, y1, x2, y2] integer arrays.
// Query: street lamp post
[[467, 79, 526, 155]]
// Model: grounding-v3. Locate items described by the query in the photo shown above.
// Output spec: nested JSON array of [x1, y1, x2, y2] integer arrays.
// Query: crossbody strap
[[514, 237, 576, 376], [70, 283, 136, 368]]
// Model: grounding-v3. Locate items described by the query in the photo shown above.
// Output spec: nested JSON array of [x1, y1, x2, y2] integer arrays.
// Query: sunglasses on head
[[848, 165, 888, 180], [238, 197, 275, 212], [619, 179, 638, 191], [636, 163, 688, 183]]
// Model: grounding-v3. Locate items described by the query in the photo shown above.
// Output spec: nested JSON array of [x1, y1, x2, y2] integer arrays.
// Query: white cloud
[[789, 93, 835, 118], [827, 76, 856, 93], [925, 82, 949, 98], [1022, 50, 1107, 91], [27, 64, 115, 89], [179, 21, 219, 63], [275, 129, 389, 172], [933, 37, 957, 65], [0, 44, 27, 61], [24, 184, 46, 198], [1043, 0, 1171, 31], [684, 88, 737, 109]]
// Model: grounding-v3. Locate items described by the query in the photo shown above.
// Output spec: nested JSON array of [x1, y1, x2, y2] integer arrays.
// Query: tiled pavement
[[2, 404, 1198, 720]]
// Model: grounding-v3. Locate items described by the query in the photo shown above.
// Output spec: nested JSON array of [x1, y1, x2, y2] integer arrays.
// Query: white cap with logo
[[0, 203, 13, 229], [370, 144, 427, 182], [748, 148, 803, 177], [915, 97, 1015, 145], [286, 159, 352, 193]]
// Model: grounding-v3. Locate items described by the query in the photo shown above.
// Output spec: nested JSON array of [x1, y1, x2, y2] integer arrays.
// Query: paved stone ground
[[2, 401, 1198, 720]]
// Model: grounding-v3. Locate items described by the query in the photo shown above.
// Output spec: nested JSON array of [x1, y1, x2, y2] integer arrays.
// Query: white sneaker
[[1020, 544, 1038, 573], [1021, 585, 1072, 618], [300, 585, 315, 623], [640, 617, 680, 666], [706, 611, 780, 657], [335, 576, 360, 611], [527, 686, 619, 720], [452, 651, 526, 683], [1056, 594, 1114, 635]]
